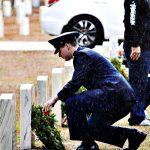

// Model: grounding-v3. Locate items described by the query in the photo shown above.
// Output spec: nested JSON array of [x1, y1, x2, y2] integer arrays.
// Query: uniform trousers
[[65, 87, 135, 148]]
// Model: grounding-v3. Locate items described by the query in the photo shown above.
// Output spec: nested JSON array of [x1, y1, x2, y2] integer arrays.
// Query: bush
[[31, 105, 65, 150], [111, 57, 128, 79]]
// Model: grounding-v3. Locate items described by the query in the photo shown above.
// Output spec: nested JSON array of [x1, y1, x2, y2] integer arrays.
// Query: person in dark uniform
[[43, 31, 147, 150], [123, 0, 150, 126]]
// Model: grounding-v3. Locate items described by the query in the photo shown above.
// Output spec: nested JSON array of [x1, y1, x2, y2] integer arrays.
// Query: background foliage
[[111, 57, 128, 79]]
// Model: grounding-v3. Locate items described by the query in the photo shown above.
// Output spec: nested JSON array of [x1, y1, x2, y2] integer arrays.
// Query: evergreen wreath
[[31, 105, 65, 150]]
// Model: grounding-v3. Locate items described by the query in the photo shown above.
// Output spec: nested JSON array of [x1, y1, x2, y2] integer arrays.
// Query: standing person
[[123, 0, 150, 126], [43, 31, 147, 150]]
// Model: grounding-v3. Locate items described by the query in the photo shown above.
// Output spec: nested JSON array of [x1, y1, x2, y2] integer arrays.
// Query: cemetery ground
[[0, 7, 150, 150], [0, 50, 150, 150]]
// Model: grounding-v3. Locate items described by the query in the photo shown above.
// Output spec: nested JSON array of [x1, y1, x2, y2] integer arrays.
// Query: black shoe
[[76, 141, 99, 150], [76, 142, 86, 150], [128, 129, 147, 150], [129, 119, 150, 126]]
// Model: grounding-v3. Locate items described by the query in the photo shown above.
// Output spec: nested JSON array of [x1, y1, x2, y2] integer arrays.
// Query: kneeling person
[[43, 31, 147, 150]]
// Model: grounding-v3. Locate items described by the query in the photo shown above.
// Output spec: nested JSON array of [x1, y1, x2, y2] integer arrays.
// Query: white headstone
[[52, 68, 64, 126], [11, 94, 16, 150], [19, 16, 30, 35], [45, 0, 49, 6], [3, 1, 12, 17], [32, 0, 40, 8], [16, 1, 26, 24], [14, 0, 21, 8], [102, 41, 111, 59], [37, 75, 49, 106], [0, 94, 14, 150], [109, 36, 119, 58], [0, 10, 3, 22], [0, 10, 4, 37], [39, 6, 46, 33], [64, 60, 74, 83], [0, 0, 2, 9], [24, 0, 32, 15], [20, 84, 35, 149], [92, 45, 105, 56]]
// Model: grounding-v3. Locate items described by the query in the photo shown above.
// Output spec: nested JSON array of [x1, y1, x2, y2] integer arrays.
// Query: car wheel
[[63, 15, 104, 48]]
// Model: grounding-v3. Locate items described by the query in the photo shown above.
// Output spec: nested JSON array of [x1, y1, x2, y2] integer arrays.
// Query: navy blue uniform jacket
[[57, 47, 134, 102]]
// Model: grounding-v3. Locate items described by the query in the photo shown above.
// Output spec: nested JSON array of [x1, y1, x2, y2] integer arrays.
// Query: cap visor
[[54, 49, 60, 54]]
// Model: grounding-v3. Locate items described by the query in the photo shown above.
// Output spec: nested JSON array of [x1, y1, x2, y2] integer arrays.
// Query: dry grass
[[0, 50, 150, 150], [0, 7, 150, 150], [0, 50, 65, 149]]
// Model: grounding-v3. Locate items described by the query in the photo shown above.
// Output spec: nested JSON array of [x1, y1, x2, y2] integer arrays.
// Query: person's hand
[[43, 96, 59, 113], [130, 46, 141, 60]]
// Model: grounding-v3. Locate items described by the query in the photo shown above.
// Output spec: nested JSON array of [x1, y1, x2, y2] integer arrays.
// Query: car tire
[[63, 15, 104, 48]]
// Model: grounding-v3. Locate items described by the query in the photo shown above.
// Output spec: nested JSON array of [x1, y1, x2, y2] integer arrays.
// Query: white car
[[42, 0, 124, 47]]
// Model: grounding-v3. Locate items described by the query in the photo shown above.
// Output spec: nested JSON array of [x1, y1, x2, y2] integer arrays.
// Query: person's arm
[[129, 0, 141, 47], [58, 52, 93, 101], [43, 53, 93, 112], [129, 0, 142, 60]]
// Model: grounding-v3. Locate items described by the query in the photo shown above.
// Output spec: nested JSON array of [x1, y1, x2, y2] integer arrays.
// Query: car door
[[90, 0, 125, 39]]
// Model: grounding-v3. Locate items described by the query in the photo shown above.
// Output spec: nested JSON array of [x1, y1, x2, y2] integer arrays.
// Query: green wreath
[[31, 105, 65, 150]]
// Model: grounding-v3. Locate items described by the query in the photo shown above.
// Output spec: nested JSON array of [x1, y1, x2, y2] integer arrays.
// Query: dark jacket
[[123, 0, 150, 50], [57, 47, 134, 102]]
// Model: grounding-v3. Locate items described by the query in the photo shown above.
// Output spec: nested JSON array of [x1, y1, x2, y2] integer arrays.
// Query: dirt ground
[[0, 7, 150, 150]]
